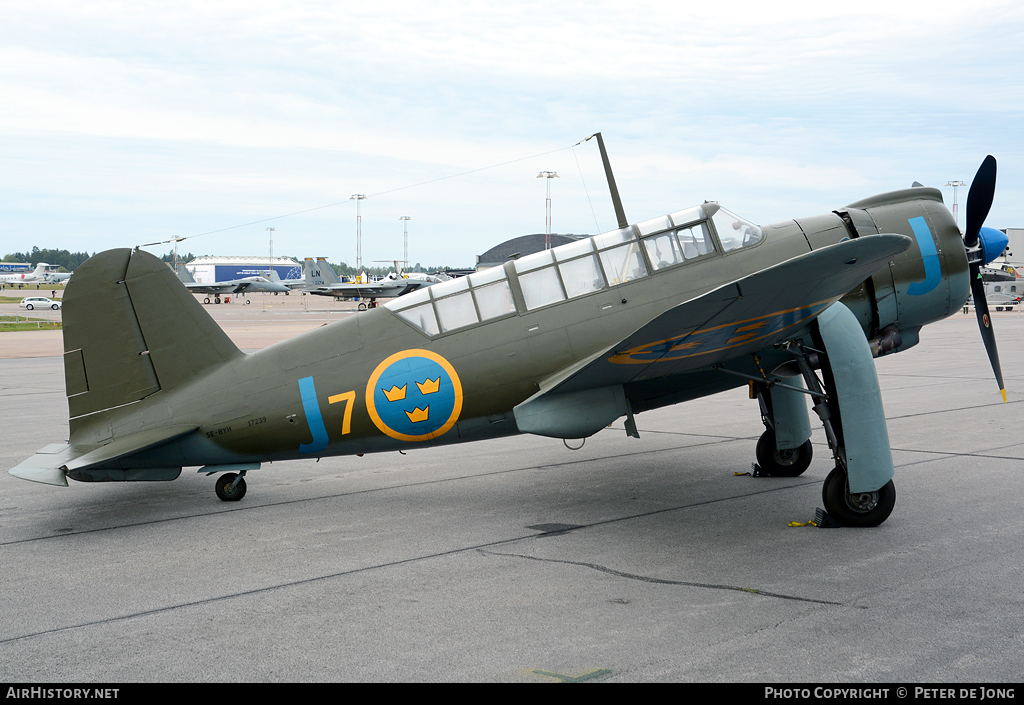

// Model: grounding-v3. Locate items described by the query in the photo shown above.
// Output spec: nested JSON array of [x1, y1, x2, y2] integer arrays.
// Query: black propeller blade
[[970, 266, 1006, 402], [963, 155, 1005, 402], [965, 155, 996, 248]]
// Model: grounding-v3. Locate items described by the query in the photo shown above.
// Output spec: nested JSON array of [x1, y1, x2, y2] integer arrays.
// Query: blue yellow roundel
[[365, 349, 463, 442]]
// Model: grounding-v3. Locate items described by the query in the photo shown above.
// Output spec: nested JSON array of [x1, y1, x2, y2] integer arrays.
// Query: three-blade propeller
[[963, 155, 1006, 402]]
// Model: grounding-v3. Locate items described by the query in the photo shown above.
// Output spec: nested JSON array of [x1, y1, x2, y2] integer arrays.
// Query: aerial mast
[[586, 132, 628, 229]]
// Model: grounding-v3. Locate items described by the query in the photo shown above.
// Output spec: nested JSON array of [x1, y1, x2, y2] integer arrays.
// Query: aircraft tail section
[[175, 263, 197, 283], [63, 249, 243, 430], [303, 257, 341, 287], [317, 258, 342, 284]]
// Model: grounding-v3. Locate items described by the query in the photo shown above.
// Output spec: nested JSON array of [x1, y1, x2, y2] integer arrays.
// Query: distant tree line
[[332, 262, 459, 276], [2, 247, 93, 272], [160, 251, 196, 265]]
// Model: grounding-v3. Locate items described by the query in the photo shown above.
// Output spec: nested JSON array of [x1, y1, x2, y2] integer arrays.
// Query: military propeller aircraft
[[10, 154, 1008, 528], [175, 264, 290, 303]]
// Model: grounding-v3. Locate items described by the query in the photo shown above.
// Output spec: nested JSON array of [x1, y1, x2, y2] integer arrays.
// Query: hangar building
[[476, 233, 588, 270], [183, 256, 303, 283]]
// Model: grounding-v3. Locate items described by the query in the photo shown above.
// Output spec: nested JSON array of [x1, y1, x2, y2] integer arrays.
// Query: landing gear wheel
[[821, 466, 895, 527], [215, 472, 247, 502], [204, 297, 211, 304], [358, 302, 367, 311], [755, 430, 812, 477]]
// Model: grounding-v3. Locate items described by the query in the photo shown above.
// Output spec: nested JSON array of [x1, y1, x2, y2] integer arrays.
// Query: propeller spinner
[[963, 155, 1007, 402]]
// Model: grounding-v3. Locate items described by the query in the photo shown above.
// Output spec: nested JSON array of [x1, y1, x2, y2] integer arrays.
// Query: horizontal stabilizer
[[9, 444, 74, 486], [10, 425, 198, 486], [62, 424, 198, 472]]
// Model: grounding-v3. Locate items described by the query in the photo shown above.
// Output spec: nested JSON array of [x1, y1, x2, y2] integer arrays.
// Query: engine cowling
[[777, 186, 970, 356]]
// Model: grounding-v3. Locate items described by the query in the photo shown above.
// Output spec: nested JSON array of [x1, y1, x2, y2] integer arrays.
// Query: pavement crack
[[478, 549, 847, 606]]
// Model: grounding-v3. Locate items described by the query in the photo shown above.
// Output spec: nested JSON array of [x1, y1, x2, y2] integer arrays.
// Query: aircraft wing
[[185, 282, 241, 295], [540, 233, 912, 397], [310, 282, 405, 297]]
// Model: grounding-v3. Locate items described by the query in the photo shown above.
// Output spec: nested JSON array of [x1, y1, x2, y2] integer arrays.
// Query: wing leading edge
[[513, 234, 910, 438]]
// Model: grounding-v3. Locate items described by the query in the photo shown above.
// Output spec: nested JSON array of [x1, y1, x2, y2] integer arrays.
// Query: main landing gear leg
[[753, 375, 813, 477], [780, 302, 896, 527]]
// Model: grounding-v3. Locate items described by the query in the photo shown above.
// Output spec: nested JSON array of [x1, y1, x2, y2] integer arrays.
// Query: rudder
[[63, 248, 242, 428]]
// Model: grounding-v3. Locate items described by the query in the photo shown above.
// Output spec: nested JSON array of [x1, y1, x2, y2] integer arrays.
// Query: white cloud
[[1, 0, 1022, 264]]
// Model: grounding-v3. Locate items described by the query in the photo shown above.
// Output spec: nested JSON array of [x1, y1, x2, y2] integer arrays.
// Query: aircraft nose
[[979, 226, 1009, 265]]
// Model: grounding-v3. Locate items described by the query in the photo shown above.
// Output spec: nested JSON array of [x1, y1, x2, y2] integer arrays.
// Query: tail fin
[[303, 257, 340, 287], [175, 263, 196, 283], [316, 258, 341, 284], [63, 249, 242, 431]]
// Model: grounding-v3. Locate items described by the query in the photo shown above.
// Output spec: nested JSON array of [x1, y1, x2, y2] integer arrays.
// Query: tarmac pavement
[[0, 306, 1021, 683]]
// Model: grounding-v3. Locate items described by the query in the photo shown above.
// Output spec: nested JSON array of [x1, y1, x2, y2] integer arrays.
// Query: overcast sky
[[2, 0, 1022, 269]]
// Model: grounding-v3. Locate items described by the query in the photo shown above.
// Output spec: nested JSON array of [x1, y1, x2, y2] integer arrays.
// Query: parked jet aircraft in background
[[976, 263, 1022, 311], [10, 155, 1007, 529], [175, 264, 290, 303], [266, 269, 304, 292], [43, 270, 72, 283], [302, 257, 443, 309], [0, 262, 50, 287]]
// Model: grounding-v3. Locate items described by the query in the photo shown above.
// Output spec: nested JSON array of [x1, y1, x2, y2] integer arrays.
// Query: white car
[[19, 297, 61, 311]]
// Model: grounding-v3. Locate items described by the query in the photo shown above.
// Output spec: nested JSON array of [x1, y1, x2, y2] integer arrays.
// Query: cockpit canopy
[[709, 205, 764, 251], [386, 202, 764, 336]]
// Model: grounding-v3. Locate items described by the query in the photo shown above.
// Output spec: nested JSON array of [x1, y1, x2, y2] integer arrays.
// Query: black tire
[[755, 430, 812, 477], [51, 304, 59, 310], [204, 297, 211, 304], [25, 304, 33, 310], [215, 473, 247, 502], [821, 466, 895, 527], [358, 302, 367, 311]]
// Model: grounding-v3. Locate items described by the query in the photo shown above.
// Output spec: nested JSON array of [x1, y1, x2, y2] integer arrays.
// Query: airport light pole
[[537, 171, 559, 249], [399, 216, 411, 272], [266, 228, 275, 279], [350, 195, 367, 270], [946, 180, 966, 230], [170, 236, 185, 271]]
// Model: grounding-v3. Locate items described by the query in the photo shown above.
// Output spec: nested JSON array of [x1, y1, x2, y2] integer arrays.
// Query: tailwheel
[[821, 466, 895, 527], [755, 429, 812, 477], [215, 472, 247, 502]]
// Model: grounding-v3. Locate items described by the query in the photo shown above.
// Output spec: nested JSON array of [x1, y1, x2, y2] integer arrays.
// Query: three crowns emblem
[[381, 377, 440, 423]]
